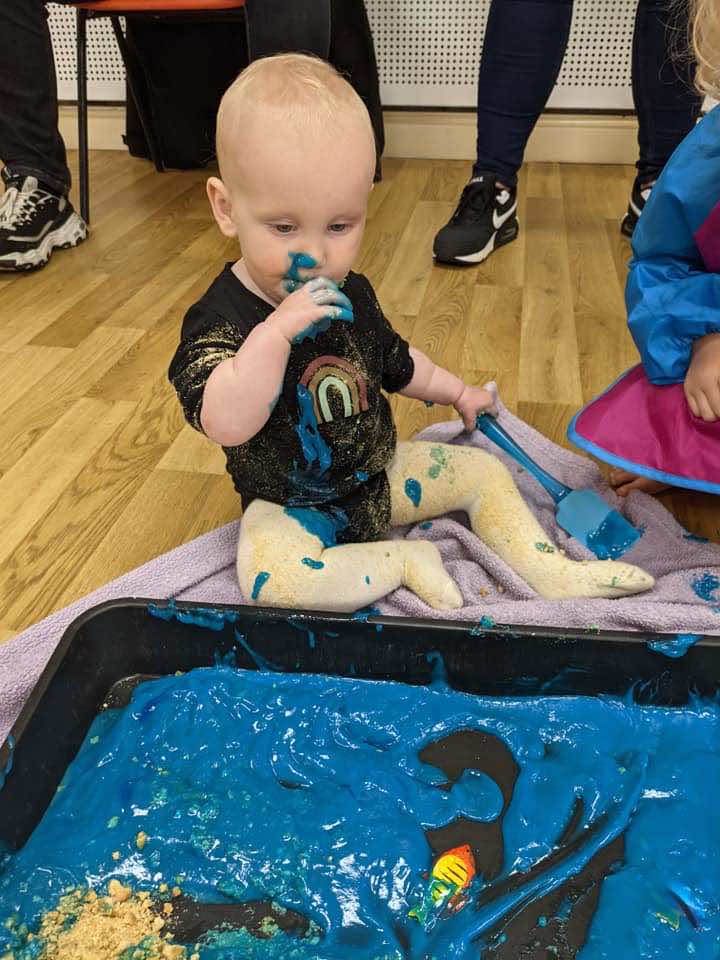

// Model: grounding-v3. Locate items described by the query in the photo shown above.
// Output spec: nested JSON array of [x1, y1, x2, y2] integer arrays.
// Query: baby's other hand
[[267, 277, 354, 345], [684, 332, 720, 422], [454, 383, 499, 431]]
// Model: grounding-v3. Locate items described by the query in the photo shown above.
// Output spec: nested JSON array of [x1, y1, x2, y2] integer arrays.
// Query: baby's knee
[[237, 548, 312, 608], [455, 445, 514, 488], [237, 500, 316, 607]]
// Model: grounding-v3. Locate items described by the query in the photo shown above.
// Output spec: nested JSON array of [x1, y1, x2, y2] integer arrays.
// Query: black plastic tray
[[2, 598, 720, 849], [1, 599, 718, 956]]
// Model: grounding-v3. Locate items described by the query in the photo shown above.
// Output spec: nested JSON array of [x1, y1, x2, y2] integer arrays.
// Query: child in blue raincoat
[[570, 0, 720, 496]]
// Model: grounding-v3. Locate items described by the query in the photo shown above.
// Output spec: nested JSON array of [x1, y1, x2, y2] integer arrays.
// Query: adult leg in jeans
[[433, 0, 573, 265], [474, 0, 573, 189], [632, 0, 702, 185], [620, 0, 702, 235], [0, 0, 70, 194], [0, 1, 86, 271]]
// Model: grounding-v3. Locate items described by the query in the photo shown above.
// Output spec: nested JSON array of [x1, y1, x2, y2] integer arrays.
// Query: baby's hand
[[684, 332, 720, 422], [266, 277, 354, 345], [454, 383, 498, 431]]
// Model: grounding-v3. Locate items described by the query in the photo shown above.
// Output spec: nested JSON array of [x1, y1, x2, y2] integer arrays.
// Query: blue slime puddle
[[1, 668, 718, 959]]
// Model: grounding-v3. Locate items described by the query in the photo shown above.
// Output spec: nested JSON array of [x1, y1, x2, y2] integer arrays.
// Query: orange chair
[[61, 0, 246, 223]]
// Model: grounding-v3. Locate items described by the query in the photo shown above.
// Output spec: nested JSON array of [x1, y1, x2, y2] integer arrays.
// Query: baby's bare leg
[[388, 441, 654, 600], [237, 499, 462, 612]]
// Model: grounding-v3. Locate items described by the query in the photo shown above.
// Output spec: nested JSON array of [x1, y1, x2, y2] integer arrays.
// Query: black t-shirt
[[168, 265, 415, 543]]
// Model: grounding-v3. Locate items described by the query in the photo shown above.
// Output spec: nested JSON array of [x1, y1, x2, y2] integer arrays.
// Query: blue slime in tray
[[0, 667, 718, 959]]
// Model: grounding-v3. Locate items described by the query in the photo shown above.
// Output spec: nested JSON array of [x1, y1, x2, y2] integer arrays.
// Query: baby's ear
[[207, 177, 238, 238]]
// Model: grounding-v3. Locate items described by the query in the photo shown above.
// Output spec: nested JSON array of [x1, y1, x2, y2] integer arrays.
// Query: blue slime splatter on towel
[[691, 573, 720, 605]]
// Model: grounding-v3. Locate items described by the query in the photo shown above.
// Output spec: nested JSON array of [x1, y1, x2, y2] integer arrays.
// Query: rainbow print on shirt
[[300, 356, 369, 424]]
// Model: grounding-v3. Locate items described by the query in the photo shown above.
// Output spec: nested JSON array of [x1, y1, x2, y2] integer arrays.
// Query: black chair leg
[[110, 16, 165, 173], [76, 8, 90, 224]]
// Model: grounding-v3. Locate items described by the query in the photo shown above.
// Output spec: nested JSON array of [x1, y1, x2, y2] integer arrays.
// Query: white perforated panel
[[49, 3, 126, 101], [556, 1, 635, 107], [49, 0, 636, 109], [365, 0, 635, 108]]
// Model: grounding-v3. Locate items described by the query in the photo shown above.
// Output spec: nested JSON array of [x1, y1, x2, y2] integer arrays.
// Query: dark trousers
[[0, 1, 383, 193], [474, 0, 703, 187], [0, 1, 70, 196], [0, 1, 703, 197]]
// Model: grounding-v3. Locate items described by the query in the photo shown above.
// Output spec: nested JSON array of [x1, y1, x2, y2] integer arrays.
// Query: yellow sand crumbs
[[2, 882, 187, 960]]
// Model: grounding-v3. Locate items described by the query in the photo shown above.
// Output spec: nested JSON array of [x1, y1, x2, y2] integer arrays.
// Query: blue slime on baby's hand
[[283, 251, 318, 294], [284, 252, 354, 344]]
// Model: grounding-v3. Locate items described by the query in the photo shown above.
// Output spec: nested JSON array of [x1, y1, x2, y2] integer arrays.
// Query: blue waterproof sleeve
[[626, 108, 720, 384]]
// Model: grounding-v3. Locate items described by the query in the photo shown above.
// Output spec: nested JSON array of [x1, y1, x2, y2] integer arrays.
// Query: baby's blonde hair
[[216, 53, 375, 179], [692, 0, 720, 99]]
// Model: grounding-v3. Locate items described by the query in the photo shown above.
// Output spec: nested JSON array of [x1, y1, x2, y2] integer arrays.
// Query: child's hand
[[684, 332, 720, 422], [266, 277, 354, 345], [454, 383, 498, 431]]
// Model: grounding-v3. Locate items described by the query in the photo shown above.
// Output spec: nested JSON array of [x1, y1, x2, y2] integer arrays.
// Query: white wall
[[50, 0, 636, 109]]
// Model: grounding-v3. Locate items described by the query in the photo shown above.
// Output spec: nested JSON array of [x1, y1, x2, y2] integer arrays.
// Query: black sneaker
[[620, 178, 655, 238], [433, 175, 518, 265], [0, 174, 87, 271]]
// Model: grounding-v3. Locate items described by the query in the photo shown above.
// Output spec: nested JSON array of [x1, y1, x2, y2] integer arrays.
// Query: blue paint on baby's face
[[283, 251, 318, 294]]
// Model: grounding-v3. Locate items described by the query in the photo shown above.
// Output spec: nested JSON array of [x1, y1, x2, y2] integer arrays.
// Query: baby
[[169, 54, 653, 612]]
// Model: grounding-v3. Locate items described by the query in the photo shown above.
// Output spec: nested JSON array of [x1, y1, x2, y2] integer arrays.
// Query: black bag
[[124, 2, 384, 174], [124, 13, 248, 169]]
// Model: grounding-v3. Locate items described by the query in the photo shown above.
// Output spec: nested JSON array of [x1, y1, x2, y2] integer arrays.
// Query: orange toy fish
[[408, 844, 476, 925]]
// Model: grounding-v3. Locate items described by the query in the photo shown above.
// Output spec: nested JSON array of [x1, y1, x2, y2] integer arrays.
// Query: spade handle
[[475, 414, 572, 505]]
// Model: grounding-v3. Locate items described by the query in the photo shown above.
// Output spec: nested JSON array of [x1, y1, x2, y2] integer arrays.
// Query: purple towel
[[1, 402, 718, 741]]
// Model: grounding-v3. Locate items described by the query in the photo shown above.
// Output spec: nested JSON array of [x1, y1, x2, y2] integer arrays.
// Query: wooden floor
[[0, 152, 716, 642]]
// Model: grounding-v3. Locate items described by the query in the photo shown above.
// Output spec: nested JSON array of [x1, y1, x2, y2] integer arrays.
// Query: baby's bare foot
[[609, 469, 670, 497], [404, 541, 463, 610], [539, 559, 655, 600]]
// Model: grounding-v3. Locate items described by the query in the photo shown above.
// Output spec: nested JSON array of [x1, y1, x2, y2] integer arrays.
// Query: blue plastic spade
[[475, 414, 641, 559]]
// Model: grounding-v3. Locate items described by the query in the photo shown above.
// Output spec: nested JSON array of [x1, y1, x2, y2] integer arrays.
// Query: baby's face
[[218, 117, 375, 305]]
